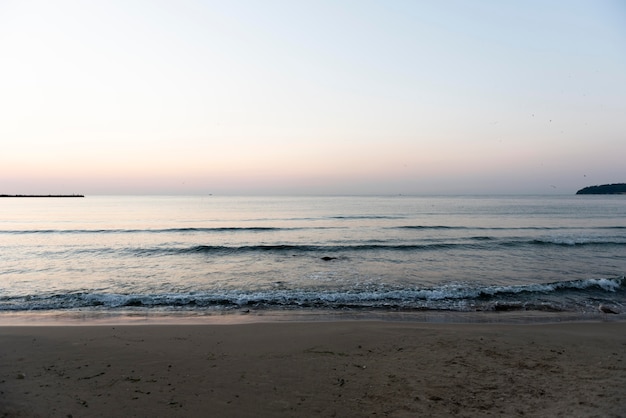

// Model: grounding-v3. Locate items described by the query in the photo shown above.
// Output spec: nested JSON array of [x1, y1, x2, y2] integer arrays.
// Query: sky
[[1, 0, 625, 195]]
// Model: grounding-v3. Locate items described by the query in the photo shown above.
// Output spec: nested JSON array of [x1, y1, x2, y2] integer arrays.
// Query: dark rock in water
[[493, 302, 524, 312], [321, 256, 337, 261], [599, 304, 619, 314], [576, 183, 626, 195]]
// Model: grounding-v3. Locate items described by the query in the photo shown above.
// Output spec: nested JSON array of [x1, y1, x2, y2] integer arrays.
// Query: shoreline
[[2, 320, 625, 417], [0, 308, 623, 326]]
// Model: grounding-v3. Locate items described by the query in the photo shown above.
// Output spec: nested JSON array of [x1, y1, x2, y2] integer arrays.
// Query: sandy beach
[[1, 320, 625, 417]]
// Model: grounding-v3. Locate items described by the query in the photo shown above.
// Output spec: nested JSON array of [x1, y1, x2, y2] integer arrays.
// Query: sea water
[[1, 195, 624, 318]]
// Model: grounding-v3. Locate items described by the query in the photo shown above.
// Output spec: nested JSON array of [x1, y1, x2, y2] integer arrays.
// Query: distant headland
[[576, 183, 626, 195], [0, 194, 85, 198]]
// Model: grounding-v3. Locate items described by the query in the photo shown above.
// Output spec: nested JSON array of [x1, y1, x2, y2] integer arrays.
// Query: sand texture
[[1, 321, 625, 417]]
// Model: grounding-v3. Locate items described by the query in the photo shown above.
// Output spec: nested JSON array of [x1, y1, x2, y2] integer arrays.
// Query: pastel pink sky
[[1, 1, 625, 195]]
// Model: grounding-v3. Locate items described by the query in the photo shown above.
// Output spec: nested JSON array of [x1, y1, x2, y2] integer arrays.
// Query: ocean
[[1, 195, 625, 321]]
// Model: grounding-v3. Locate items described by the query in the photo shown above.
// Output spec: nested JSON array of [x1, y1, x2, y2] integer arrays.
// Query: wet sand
[[1, 320, 625, 417]]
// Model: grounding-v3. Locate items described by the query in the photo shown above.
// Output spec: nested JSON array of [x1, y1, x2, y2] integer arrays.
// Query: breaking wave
[[2, 277, 623, 313]]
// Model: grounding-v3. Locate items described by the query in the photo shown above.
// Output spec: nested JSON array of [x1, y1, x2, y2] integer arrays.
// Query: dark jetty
[[576, 183, 626, 195], [0, 194, 85, 198]]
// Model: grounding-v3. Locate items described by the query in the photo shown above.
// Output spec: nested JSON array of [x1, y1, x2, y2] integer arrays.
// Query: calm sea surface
[[1, 195, 625, 319]]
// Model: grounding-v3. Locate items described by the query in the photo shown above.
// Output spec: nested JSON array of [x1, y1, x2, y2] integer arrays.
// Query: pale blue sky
[[1, 0, 625, 194]]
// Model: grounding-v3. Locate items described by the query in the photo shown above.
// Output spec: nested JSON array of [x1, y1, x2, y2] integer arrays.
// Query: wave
[[0, 227, 316, 235], [128, 238, 626, 256], [330, 215, 405, 220], [3, 225, 624, 235], [2, 277, 623, 313], [164, 243, 462, 255], [24, 236, 626, 259], [528, 238, 626, 246], [395, 225, 626, 231]]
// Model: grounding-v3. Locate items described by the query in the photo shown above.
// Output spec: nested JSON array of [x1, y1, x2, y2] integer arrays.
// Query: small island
[[0, 194, 85, 198], [576, 183, 626, 195]]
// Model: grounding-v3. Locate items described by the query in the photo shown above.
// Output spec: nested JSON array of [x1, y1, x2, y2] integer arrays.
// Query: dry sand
[[1, 320, 625, 417]]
